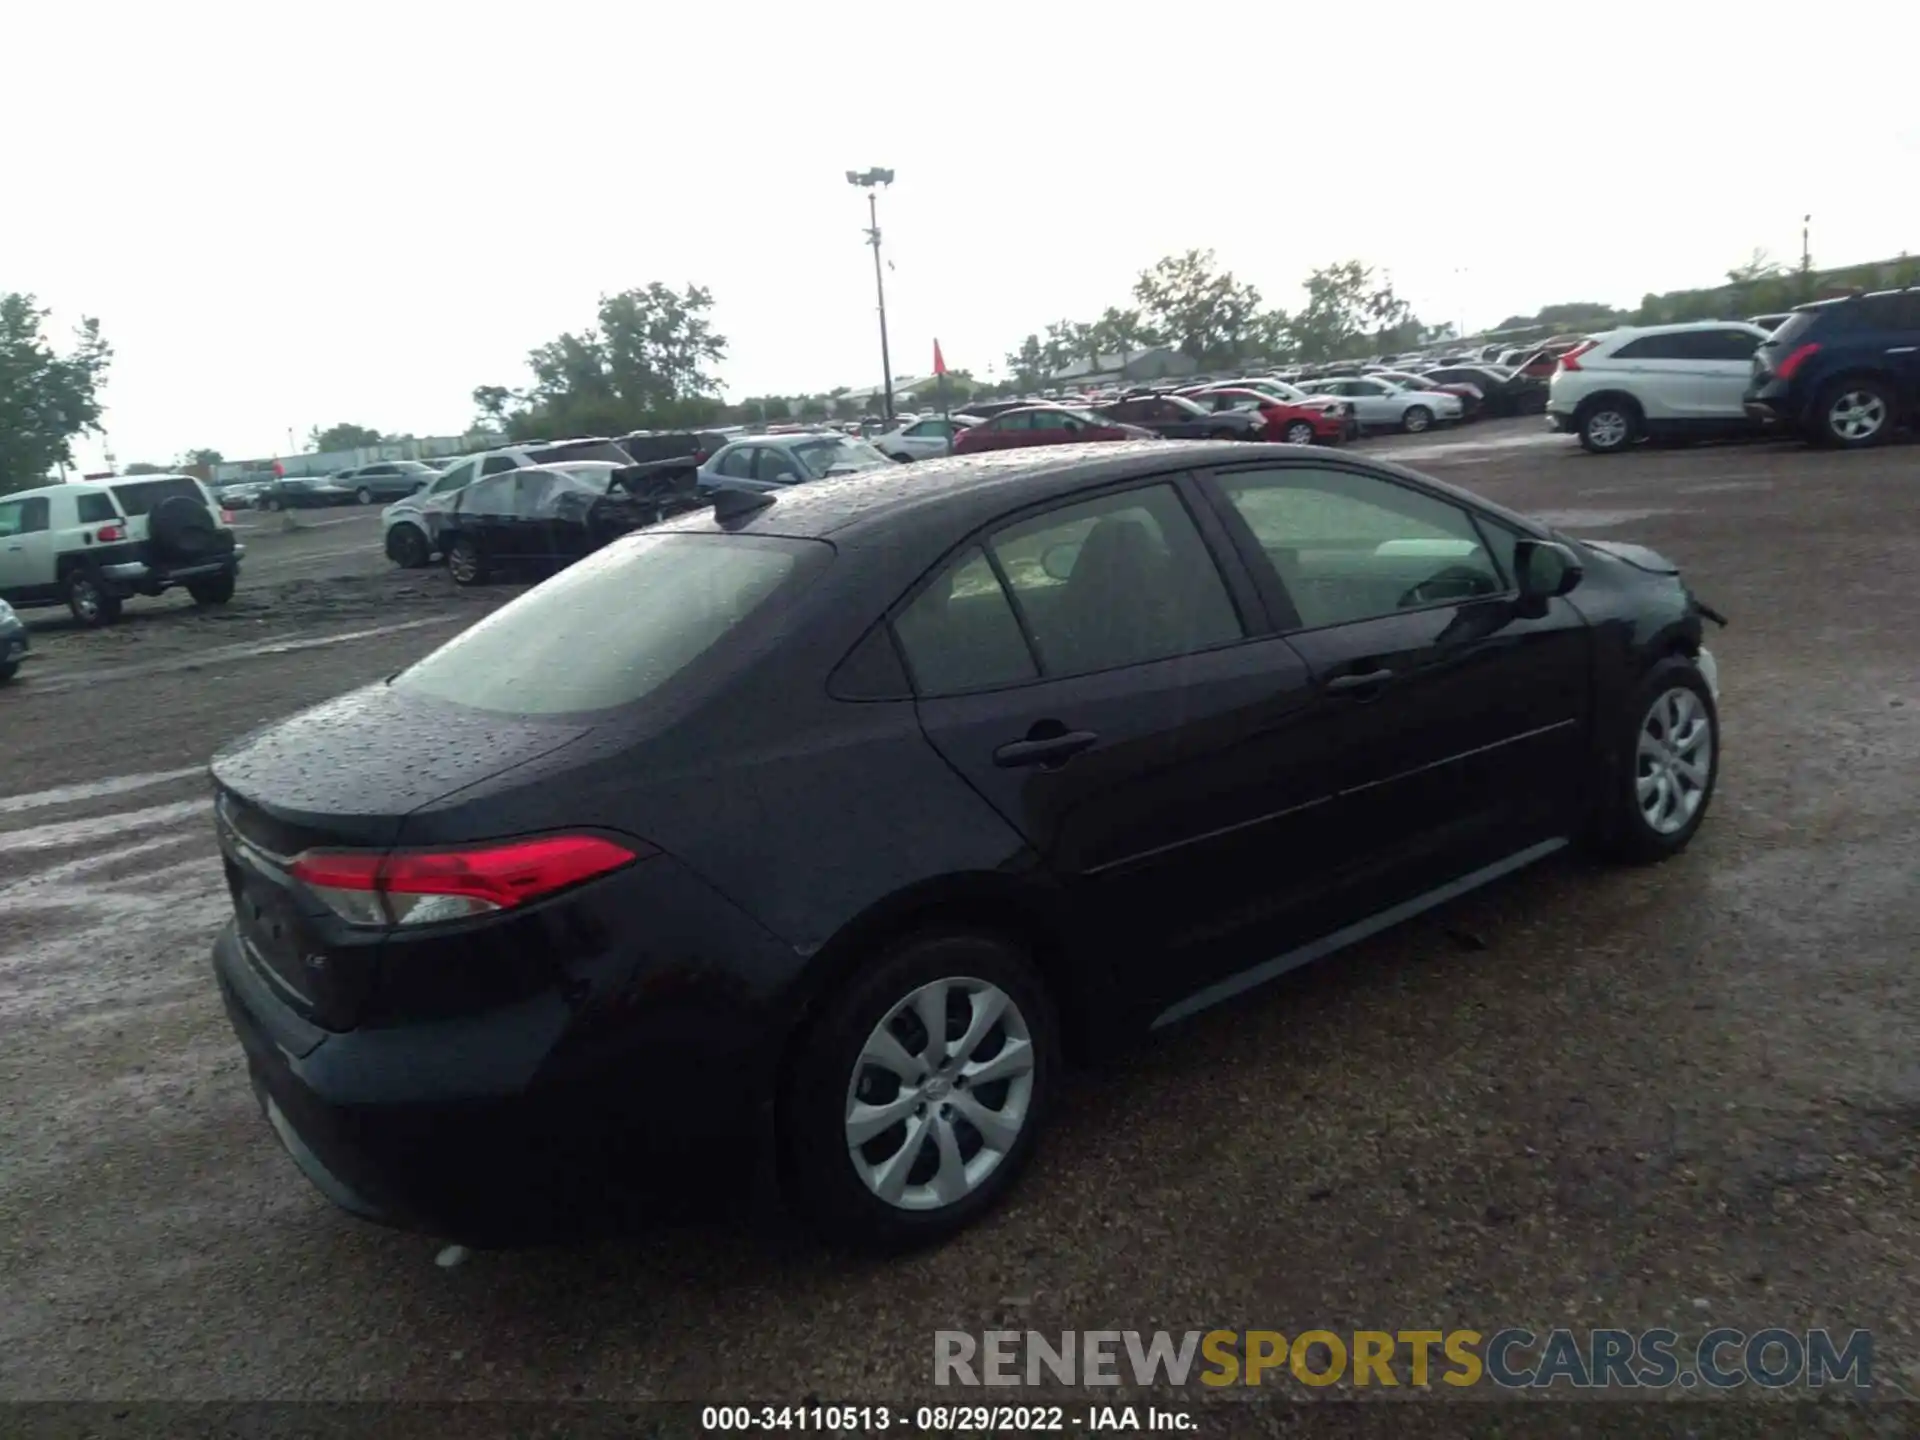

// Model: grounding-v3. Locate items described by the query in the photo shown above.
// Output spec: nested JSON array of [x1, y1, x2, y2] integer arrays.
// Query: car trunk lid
[[210, 683, 591, 1030]]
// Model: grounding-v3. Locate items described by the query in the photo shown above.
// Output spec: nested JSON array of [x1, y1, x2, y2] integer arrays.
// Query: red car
[[949, 405, 1155, 455], [1187, 388, 1348, 445]]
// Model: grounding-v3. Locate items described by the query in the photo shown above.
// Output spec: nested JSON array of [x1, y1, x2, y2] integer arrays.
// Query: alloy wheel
[[448, 544, 478, 583], [1404, 407, 1431, 433], [844, 976, 1036, 1211], [1586, 409, 1630, 450], [1636, 687, 1713, 835], [1827, 390, 1886, 442], [71, 579, 100, 622], [1285, 422, 1315, 445]]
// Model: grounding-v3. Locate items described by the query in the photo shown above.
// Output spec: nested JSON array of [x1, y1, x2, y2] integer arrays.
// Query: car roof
[[654, 441, 1548, 551], [719, 431, 863, 451]]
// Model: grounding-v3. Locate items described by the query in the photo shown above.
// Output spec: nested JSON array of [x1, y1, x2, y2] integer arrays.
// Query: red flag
[[933, 339, 947, 376]]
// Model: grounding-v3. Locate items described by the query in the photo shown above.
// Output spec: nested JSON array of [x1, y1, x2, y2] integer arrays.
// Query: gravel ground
[[0, 422, 1915, 1427]]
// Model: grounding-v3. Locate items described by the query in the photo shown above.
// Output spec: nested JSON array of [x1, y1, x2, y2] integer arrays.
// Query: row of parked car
[[368, 286, 1920, 591], [1550, 288, 1920, 453]]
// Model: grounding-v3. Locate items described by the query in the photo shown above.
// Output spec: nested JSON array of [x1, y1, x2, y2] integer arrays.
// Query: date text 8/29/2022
[[700, 1405, 1195, 1432]]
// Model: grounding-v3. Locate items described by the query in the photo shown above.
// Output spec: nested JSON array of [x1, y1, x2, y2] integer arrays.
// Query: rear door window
[[893, 547, 1039, 695], [76, 493, 119, 524], [392, 534, 826, 714], [987, 482, 1244, 678]]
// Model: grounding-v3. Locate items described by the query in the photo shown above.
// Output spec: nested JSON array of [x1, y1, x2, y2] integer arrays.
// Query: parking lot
[[1, 419, 1915, 1408]]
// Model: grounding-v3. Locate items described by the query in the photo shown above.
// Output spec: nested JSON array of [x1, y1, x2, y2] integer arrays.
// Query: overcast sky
[[7, 1, 1915, 471]]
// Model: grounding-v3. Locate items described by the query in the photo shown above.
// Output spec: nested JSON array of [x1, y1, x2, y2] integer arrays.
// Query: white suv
[[0, 474, 245, 626], [1547, 321, 1772, 454]]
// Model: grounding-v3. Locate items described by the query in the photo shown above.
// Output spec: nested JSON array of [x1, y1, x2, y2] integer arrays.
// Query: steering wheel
[[1398, 565, 1493, 609]]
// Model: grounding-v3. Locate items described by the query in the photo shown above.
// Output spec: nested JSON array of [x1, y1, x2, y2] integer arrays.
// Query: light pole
[[846, 167, 896, 423]]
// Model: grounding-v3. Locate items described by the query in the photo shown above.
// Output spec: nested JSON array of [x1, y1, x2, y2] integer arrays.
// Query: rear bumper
[[101, 548, 244, 586], [209, 850, 796, 1240]]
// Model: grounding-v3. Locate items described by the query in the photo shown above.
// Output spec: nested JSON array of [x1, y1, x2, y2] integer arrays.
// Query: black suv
[[1745, 288, 1920, 448]]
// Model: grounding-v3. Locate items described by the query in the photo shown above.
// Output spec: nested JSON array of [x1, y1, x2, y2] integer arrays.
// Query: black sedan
[[1098, 393, 1266, 440], [437, 460, 707, 586], [1422, 364, 1549, 418], [209, 441, 1725, 1250]]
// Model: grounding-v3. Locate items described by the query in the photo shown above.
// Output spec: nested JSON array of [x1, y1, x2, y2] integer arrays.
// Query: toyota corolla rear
[[209, 530, 832, 1238]]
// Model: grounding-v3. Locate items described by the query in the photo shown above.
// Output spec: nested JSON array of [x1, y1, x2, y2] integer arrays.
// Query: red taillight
[[220, 509, 236, 524], [1775, 342, 1821, 380], [1557, 341, 1598, 372], [96, 524, 125, 542], [291, 834, 649, 927]]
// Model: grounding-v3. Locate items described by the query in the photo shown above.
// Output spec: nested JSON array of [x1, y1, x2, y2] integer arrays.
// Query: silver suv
[[0, 474, 246, 626]]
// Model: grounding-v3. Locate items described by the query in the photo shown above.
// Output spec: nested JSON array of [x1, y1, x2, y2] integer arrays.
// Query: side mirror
[[1515, 538, 1583, 601], [1040, 541, 1082, 581]]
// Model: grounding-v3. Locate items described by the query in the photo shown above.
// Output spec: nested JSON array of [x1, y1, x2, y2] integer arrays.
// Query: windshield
[[392, 533, 826, 715], [790, 437, 893, 478]]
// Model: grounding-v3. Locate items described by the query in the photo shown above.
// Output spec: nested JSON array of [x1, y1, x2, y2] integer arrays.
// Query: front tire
[[385, 524, 430, 569], [1814, 377, 1894, 449], [782, 931, 1058, 1252], [1576, 398, 1641, 454], [446, 537, 488, 586], [66, 569, 122, 627], [1591, 657, 1719, 863], [1401, 404, 1433, 434]]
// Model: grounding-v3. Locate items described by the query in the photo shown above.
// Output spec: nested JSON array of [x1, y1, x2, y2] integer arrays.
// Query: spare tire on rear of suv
[[148, 494, 232, 566]]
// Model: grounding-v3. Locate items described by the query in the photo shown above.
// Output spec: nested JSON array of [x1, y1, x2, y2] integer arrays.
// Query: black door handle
[[993, 730, 1099, 769], [1326, 667, 1395, 695]]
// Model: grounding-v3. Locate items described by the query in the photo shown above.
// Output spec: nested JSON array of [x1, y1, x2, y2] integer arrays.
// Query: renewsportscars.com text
[[933, 1328, 1873, 1391]]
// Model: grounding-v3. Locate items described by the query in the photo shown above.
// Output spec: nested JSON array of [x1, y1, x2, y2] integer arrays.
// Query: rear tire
[[1813, 376, 1894, 449], [187, 570, 236, 605], [1209, 427, 1238, 441], [1590, 657, 1718, 863], [446, 537, 488, 586], [356, 486, 375, 505], [1576, 397, 1641, 454], [782, 931, 1058, 1253], [1284, 420, 1317, 445], [0, 661, 18, 684], [66, 568, 122, 627]]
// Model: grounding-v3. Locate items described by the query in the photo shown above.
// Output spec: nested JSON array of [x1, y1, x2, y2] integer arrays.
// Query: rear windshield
[[1766, 309, 1822, 348], [392, 532, 826, 715], [111, 478, 202, 515], [528, 439, 633, 466]]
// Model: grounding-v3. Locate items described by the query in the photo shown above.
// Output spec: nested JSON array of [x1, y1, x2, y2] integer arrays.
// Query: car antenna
[[710, 487, 778, 525]]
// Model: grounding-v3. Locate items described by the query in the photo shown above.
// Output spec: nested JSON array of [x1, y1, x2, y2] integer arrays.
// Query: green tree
[[1131, 250, 1264, 367], [1287, 261, 1415, 362], [1005, 333, 1047, 391], [493, 282, 727, 439], [470, 385, 516, 429], [309, 422, 384, 452], [743, 395, 792, 422], [179, 447, 223, 467], [123, 462, 168, 475], [0, 294, 112, 494], [1090, 306, 1160, 374]]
